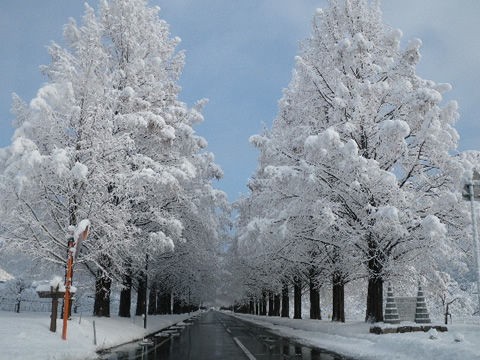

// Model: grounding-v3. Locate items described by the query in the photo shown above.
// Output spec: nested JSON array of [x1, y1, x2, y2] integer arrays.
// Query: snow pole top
[[74, 219, 90, 242], [72, 219, 90, 262]]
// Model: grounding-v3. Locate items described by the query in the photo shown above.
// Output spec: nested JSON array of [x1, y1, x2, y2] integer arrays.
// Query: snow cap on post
[[73, 219, 90, 262]]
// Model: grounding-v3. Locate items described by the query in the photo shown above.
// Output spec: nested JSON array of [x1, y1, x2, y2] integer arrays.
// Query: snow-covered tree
[[238, 0, 464, 323], [0, 0, 226, 317], [146, 155, 229, 312], [0, 5, 134, 314]]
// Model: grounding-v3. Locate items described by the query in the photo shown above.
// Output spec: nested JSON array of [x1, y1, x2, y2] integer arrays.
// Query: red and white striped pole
[[62, 222, 90, 340]]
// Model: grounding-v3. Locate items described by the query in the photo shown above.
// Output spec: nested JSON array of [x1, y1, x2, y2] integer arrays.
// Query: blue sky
[[0, 1, 479, 201]]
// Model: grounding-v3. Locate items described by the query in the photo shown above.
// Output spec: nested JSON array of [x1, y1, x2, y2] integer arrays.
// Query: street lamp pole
[[468, 181, 480, 314], [463, 171, 480, 315], [144, 253, 148, 329]]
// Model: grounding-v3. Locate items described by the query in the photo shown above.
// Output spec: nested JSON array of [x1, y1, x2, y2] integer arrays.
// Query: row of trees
[[0, 0, 228, 317], [232, 0, 473, 323]]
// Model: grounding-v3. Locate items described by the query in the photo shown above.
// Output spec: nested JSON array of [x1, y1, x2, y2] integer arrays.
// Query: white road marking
[[233, 337, 257, 360], [226, 328, 232, 334]]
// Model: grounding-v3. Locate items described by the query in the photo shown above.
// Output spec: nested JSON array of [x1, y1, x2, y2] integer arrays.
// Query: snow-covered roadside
[[229, 313, 480, 360], [0, 310, 195, 360]]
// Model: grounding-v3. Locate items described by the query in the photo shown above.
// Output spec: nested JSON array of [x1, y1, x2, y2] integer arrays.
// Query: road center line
[[233, 337, 257, 360]]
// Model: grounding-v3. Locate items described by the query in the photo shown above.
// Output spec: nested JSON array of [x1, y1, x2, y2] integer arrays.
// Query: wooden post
[[36, 286, 66, 333], [51, 291, 59, 332]]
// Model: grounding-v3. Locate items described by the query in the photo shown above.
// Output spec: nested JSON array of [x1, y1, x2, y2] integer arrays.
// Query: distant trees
[[0, 0, 226, 316], [234, 0, 464, 323], [0, 278, 38, 313], [9, 278, 30, 313]]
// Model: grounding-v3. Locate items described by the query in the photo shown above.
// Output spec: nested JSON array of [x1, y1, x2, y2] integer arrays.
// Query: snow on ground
[[231, 313, 480, 360], [0, 310, 194, 360], [2, 309, 480, 360]]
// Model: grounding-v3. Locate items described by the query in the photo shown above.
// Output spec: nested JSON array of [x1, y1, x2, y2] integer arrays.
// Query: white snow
[[0, 310, 195, 360], [231, 313, 480, 360], [407, 38, 423, 51], [52, 148, 70, 176], [0, 267, 14, 282], [35, 276, 77, 294], [49, 276, 63, 289], [121, 86, 135, 98], [160, 125, 176, 140], [149, 231, 175, 252], [74, 219, 91, 243], [72, 219, 91, 261], [386, 28, 403, 47], [422, 214, 447, 239], [35, 284, 76, 294], [375, 206, 399, 222], [71, 162, 88, 181]]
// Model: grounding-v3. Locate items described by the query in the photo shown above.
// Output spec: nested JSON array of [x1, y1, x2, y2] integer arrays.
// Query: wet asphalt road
[[101, 311, 350, 360]]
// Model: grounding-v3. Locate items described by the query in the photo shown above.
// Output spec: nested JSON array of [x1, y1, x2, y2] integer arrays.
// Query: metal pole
[[93, 320, 97, 345], [469, 183, 480, 314], [144, 253, 148, 329]]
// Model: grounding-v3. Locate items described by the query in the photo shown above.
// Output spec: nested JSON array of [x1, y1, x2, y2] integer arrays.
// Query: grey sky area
[[0, 1, 479, 201]]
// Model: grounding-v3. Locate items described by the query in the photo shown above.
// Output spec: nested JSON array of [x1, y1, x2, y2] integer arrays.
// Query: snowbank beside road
[[0, 310, 193, 360], [231, 313, 480, 360]]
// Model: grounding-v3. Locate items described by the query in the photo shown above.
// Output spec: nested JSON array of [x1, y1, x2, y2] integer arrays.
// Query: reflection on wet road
[[101, 311, 351, 360]]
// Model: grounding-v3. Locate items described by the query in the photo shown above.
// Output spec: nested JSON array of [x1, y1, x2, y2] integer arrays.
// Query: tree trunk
[[332, 274, 345, 322], [135, 275, 147, 316], [281, 281, 289, 318], [148, 283, 157, 315], [366, 276, 383, 322], [249, 298, 254, 314], [274, 294, 281, 316], [118, 268, 132, 317], [268, 292, 274, 316], [260, 292, 267, 315], [159, 292, 172, 314], [50, 298, 59, 332], [365, 237, 384, 323], [156, 291, 164, 314], [444, 302, 450, 325], [309, 277, 321, 320], [294, 277, 302, 319], [365, 257, 383, 322], [93, 271, 111, 317], [173, 295, 182, 314]]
